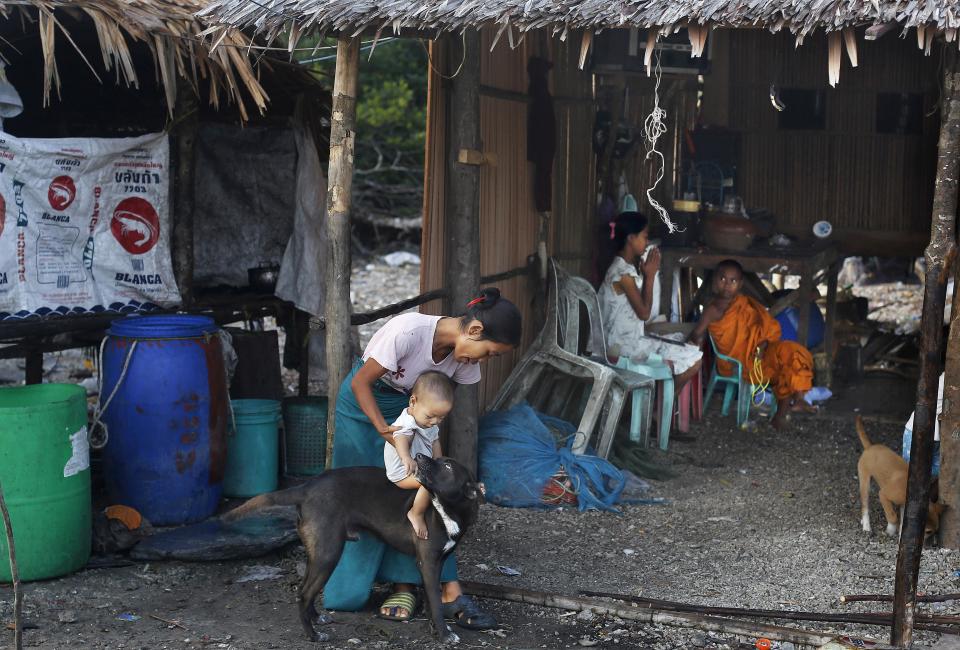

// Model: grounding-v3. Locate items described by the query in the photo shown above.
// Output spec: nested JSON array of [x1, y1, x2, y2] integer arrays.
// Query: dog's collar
[[431, 496, 461, 553]]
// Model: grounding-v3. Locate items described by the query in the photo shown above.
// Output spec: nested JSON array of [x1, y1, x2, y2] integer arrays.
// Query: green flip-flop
[[377, 591, 418, 622]]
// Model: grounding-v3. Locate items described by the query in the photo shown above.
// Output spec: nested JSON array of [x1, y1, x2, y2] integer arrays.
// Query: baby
[[383, 370, 454, 539]]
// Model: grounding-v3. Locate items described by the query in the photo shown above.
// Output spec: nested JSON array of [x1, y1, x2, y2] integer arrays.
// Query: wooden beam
[[172, 75, 198, 308], [443, 30, 482, 475], [892, 49, 960, 648], [324, 37, 360, 471]]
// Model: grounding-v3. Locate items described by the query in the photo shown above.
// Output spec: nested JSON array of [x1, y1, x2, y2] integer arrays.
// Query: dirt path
[[4, 405, 955, 650]]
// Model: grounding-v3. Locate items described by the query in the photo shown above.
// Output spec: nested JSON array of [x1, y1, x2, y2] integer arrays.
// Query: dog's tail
[[856, 415, 872, 449], [222, 483, 312, 521]]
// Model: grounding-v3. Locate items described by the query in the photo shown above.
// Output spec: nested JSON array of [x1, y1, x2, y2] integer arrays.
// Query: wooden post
[[444, 30, 482, 474], [24, 350, 42, 385], [172, 76, 198, 307], [823, 261, 839, 387], [891, 50, 960, 648], [943, 259, 960, 551], [324, 37, 360, 470], [796, 269, 813, 349], [0, 481, 22, 650], [23, 349, 43, 385]]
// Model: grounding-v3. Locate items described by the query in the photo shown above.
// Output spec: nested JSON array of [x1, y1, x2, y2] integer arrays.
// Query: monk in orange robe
[[690, 260, 815, 429]]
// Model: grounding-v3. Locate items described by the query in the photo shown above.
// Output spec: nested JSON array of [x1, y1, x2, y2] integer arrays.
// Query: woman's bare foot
[[789, 392, 817, 414], [407, 510, 428, 539]]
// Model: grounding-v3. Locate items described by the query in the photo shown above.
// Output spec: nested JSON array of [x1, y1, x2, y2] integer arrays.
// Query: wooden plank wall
[[421, 29, 595, 409], [720, 30, 938, 254], [613, 29, 938, 256]]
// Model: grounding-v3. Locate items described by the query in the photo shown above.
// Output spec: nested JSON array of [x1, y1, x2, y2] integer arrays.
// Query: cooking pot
[[248, 262, 280, 293], [701, 213, 758, 252]]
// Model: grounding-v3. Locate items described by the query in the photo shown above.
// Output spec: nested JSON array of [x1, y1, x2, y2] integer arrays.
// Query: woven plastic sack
[[478, 403, 626, 512]]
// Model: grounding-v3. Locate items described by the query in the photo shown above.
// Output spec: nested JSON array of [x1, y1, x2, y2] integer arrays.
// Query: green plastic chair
[[703, 334, 776, 426], [615, 355, 673, 450]]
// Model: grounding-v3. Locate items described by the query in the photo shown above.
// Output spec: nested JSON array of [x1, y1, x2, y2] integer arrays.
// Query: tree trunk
[[444, 30, 482, 475], [172, 75, 198, 307], [324, 38, 360, 470], [892, 49, 960, 647]]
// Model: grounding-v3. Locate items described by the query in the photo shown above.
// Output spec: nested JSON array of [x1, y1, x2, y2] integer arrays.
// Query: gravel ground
[[5, 408, 959, 649], [3, 258, 957, 650]]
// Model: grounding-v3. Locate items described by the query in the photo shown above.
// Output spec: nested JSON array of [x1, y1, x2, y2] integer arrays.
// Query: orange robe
[[707, 294, 813, 400]]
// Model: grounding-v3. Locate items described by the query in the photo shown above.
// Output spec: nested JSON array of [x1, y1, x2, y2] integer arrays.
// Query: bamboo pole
[[172, 75, 198, 308], [443, 30, 482, 475], [461, 582, 899, 649], [324, 37, 360, 471], [580, 589, 960, 630], [0, 481, 22, 650], [842, 593, 960, 604], [892, 49, 960, 648]]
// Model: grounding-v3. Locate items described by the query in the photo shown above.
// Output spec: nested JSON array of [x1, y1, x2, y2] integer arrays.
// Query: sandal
[[441, 594, 497, 630], [377, 591, 418, 622]]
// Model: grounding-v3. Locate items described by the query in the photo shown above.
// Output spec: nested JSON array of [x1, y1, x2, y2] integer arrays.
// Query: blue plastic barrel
[[100, 315, 228, 525], [776, 304, 825, 349], [223, 399, 281, 498]]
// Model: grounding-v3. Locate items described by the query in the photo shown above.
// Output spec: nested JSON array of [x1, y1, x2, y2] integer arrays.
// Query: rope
[[89, 338, 138, 450], [643, 49, 680, 234], [749, 347, 771, 407]]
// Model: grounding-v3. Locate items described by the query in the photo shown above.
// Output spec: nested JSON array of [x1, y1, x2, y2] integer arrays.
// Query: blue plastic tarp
[[478, 404, 627, 512]]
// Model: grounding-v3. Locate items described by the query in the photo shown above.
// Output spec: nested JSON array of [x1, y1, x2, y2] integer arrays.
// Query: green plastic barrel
[[223, 399, 281, 498], [282, 397, 328, 476], [0, 384, 91, 581]]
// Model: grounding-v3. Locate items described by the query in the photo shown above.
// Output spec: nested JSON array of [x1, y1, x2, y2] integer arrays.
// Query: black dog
[[225, 454, 482, 644]]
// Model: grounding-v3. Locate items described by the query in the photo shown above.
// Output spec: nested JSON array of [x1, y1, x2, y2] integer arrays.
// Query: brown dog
[[856, 415, 944, 539]]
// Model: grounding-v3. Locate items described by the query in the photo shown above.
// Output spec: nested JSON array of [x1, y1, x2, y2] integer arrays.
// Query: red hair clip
[[609, 222, 616, 240], [467, 296, 485, 308]]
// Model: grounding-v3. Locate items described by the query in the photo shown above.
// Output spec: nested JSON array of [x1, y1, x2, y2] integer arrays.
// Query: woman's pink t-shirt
[[362, 313, 481, 392]]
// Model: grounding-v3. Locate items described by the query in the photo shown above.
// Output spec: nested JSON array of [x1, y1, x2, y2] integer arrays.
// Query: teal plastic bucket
[[282, 397, 328, 476], [223, 399, 281, 498]]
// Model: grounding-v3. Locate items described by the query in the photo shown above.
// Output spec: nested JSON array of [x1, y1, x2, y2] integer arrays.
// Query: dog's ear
[[463, 482, 485, 502]]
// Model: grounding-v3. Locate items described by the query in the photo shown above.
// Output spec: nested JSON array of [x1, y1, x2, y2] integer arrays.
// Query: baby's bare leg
[[407, 485, 431, 540]]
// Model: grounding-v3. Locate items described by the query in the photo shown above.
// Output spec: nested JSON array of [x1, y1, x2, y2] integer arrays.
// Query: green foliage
[[298, 38, 428, 163]]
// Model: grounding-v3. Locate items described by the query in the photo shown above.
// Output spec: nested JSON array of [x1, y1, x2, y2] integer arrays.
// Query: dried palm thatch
[[1, 0, 268, 120], [199, 0, 960, 43]]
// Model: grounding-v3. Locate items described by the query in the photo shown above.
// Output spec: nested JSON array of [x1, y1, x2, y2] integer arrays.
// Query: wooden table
[[659, 242, 841, 377]]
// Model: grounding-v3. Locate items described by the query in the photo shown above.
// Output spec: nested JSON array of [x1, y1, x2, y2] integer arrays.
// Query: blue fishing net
[[478, 403, 626, 512]]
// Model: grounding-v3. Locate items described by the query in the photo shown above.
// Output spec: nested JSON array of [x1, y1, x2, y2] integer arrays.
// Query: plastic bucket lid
[[0, 383, 85, 411], [107, 314, 218, 339]]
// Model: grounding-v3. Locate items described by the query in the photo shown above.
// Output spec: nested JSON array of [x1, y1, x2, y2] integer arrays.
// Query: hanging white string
[[643, 48, 680, 233]]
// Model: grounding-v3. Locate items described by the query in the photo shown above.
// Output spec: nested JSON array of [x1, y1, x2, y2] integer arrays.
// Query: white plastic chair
[[491, 260, 653, 459]]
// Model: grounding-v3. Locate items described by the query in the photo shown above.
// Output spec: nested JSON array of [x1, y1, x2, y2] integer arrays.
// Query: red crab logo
[[48, 175, 76, 211], [111, 197, 160, 254]]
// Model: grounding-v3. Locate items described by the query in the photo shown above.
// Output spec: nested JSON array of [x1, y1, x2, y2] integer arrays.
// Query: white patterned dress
[[598, 256, 702, 373]]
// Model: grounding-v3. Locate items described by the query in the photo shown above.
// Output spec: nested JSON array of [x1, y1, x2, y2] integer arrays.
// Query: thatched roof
[[198, 0, 960, 42], [0, 0, 269, 119]]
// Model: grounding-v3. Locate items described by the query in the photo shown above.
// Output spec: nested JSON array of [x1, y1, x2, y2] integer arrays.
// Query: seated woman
[[598, 212, 702, 387]]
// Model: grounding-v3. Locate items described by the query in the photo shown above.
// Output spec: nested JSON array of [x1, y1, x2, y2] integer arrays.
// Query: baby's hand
[[401, 455, 418, 478]]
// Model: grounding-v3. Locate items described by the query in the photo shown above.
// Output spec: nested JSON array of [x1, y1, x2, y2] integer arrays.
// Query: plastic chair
[[491, 260, 653, 459], [616, 355, 673, 450], [703, 334, 776, 426]]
